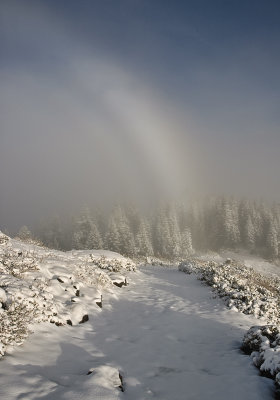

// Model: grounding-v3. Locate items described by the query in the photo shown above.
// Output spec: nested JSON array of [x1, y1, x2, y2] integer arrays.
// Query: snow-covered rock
[[0, 288, 7, 304], [69, 303, 89, 325], [87, 366, 124, 392], [109, 273, 127, 287]]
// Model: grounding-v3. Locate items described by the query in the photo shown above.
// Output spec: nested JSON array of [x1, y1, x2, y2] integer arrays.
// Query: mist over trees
[[19, 197, 280, 261]]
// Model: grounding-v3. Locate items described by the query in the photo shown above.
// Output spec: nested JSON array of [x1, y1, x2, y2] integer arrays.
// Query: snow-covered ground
[[0, 234, 274, 399]]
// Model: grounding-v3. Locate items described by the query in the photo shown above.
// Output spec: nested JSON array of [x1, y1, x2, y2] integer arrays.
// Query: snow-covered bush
[[178, 261, 203, 274], [180, 257, 280, 396], [90, 255, 136, 272], [0, 231, 9, 245], [242, 325, 280, 394], [74, 262, 113, 288], [0, 303, 30, 355], [0, 239, 136, 357], [0, 273, 61, 355], [0, 248, 39, 277], [179, 258, 280, 324]]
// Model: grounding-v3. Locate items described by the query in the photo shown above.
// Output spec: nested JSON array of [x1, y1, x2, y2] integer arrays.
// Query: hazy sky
[[1, 0, 280, 231]]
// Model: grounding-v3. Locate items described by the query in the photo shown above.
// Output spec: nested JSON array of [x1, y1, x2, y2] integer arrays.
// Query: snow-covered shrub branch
[[179, 258, 280, 395], [179, 259, 280, 324], [242, 325, 280, 397], [0, 248, 39, 277], [0, 237, 136, 357], [90, 255, 136, 272]]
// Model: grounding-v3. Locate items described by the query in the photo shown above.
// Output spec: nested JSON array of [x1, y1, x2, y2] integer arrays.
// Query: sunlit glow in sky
[[1, 0, 280, 230]]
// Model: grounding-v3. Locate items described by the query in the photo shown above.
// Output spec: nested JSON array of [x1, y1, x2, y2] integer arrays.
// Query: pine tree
[[119, 219, 136, 256], [167, 205, 182, 259], [106, 204, 136, 256], [266, 221, 278, 259], [41, 215, 63, 249], [86, 223, 103, 249], [135, 219, 154, 256], [17, 225, 32, 241], [218, 197, 240, 249], [153, 204, 172, 258], [72, 207, 101, 250], [125, 203, 142, 236], [106, 218, 121, 253], [181, 228, 194, 258], [243, 214, 255, 250]]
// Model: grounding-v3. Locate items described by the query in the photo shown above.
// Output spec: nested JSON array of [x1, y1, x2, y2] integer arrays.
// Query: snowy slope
[[0, 233, 134, 355], [197, 249, 280, 278], [0, 235, 274, 400]]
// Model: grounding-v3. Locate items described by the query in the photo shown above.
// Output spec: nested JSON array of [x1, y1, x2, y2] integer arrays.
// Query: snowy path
[[0, 266, 274, 399]]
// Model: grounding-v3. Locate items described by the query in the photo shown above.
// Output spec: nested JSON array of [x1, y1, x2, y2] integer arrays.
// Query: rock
[[96, 295, 102, 309], [118, 372, 124, 392], [0, 288, 7, 304], [113, 281, 125, 288], [70, 304, 89, 325], [79, 314, 89, 324], [109, 273, 127, 288], [87, 365, 124, 392]]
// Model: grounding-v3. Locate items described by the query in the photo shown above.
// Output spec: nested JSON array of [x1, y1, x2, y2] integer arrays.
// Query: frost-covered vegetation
[[179, 258, 280, 324], [16, 196, 280, 261], [0, 232, 135, 357], [179, 257, 280, 395], [90, 254, 136, 272], [242, 325, 280, 396]]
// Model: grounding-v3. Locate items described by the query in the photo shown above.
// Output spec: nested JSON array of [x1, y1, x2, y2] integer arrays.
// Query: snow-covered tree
[[105, 218, 121, 253], [39, 215, 63, 249], [266, 221, 278, 259], [72, 208, 102, 250], [17, 226, 32, 241], [135, 219, 154, 256], [86, 223, 103, 249], [243, 215, 255, 250], [167, 206, 182, 259], [125, 203, 142, 236], [181, 228, 194, 258], [106, 205, 136, 256], [119, 219, 136, 257], [153, 204, 172, 258]]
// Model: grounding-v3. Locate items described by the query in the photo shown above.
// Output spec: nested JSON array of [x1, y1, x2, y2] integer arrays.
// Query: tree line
[[16, 197, 280, 260]]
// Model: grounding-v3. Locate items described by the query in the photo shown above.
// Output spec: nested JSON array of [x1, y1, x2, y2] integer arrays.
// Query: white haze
[[0, 1, 199, 231], [0, 0, 280, 231]]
